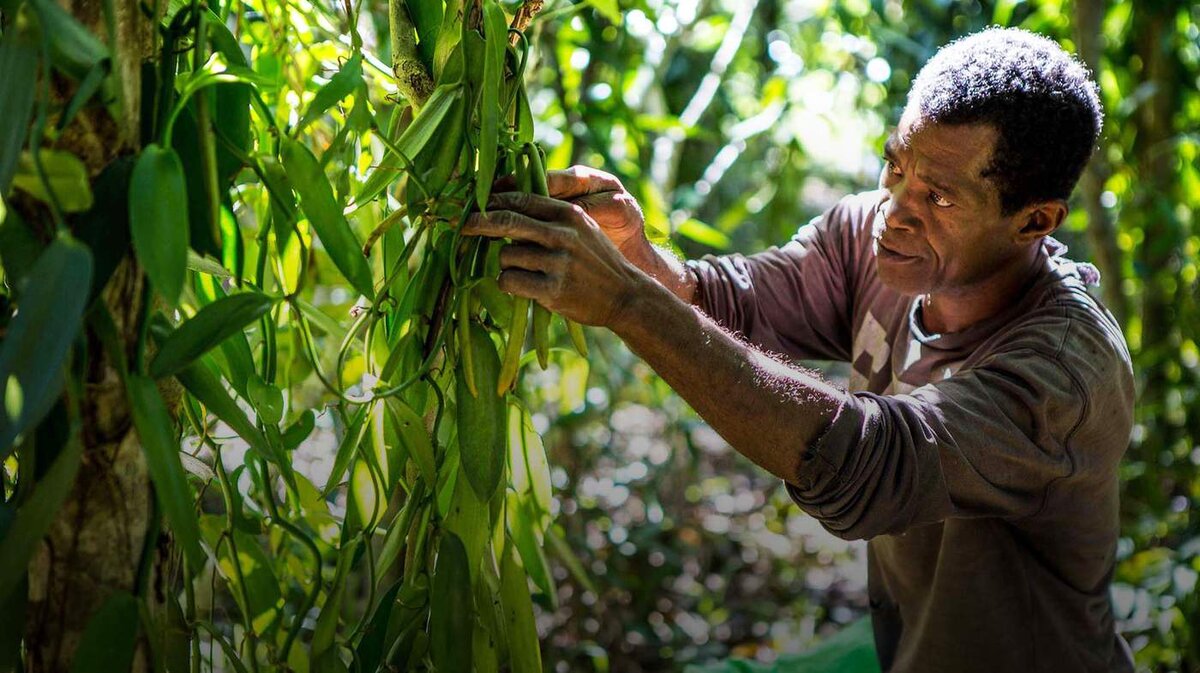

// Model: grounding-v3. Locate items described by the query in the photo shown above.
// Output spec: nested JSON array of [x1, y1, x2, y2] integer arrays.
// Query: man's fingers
[[492, 173, 518, 192], [499, 242, 566, 274], [497, 269, 553, 301], [487, 191, 589, 226], [463, 209, 571, 249], [546, 166, 624, 200]]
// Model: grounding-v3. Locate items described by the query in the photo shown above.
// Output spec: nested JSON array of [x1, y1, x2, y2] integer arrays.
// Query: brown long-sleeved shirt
[[686, 190, 1136, 672]]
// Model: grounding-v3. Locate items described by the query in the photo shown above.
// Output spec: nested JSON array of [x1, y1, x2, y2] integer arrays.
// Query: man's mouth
[[875, 237, 921, 261]]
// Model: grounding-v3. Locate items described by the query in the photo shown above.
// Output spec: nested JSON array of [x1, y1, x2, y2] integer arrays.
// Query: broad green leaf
[[282, 409, 316, 451], [311, 538, 356, 658], [69, 591, 139, 673], [149, 291, 279, 379], [186, 249, 232, 278], [499, 540, 542, 673], [247, 376, 284, 426], [433, 0, 463, 81], [385, 397, 436, 489], [126, 373, 205, 572], [71, 157, 135, 306], [29, 0, 107, 80], [354, 579, 404, 673], [457, 323, 505, 500], [0, 236, 92, 455], [11, 150, 94, 212], [0, 429, 82, 603], [280, 138, 374, 299], [475, 2, 507, 211], [507, 404, 551, 533], [430, 532, 473, 671], [296, 53, 363, 132], [444, 465, 489, 584], [0, 17, 37, 194], [323, 405, 371, 497], [130, 144, 189, 306], [0, 208, 42, 298], [391, 84, 460, 165], [509, 496, 556, 605], [405, 0, 443, 72], [172, 356, 283, 469]]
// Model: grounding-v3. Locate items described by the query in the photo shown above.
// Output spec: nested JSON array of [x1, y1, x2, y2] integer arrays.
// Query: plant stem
[[388, 0, 434, 107]]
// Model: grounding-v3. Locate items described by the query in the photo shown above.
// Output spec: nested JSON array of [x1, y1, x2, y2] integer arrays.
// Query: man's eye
[[884, 158, 901, 175], [930, 192, 953, 208]]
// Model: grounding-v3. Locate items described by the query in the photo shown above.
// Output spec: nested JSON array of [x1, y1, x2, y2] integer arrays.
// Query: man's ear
[[1014, 199, 1067, 243]]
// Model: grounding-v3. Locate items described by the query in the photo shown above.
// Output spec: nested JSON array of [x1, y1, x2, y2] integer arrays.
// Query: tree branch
[[389, 0, 435, 108], [508, 0, 544, 45]]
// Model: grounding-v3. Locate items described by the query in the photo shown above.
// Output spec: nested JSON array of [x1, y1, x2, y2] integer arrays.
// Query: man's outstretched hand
[[462, 190, 650, 329]]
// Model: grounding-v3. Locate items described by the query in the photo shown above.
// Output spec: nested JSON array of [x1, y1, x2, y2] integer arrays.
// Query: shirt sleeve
[[685, 193, 877, 362], [785, 318, 1133, 540]]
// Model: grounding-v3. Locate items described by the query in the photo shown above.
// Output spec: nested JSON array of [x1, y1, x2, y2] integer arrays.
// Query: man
[[464, 27, 1134, 672]]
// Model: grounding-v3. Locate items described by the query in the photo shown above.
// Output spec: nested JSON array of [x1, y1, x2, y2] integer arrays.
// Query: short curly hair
[[907, 27, 1103, 215]]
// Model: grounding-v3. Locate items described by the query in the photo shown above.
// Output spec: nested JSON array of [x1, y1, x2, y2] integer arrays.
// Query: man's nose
[[881, 184, 920, 233]]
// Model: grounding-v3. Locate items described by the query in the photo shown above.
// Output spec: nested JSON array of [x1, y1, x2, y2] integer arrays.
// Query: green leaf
[[0, 17, 37, 194], [312, 538, 356, 658], [149, 291, 279, 379], [186, 249, 232, 278], [430, 532, 473, 671], [11, 150, 94, 212], [172, 356, 283, 468], [282, 409, 315, 451], [126, 373, 205, 572], [385, 397, 436, 489], [0, 236, 92, 455], [29, 0, 108, 80], [69, 591, 139, 673], [130, 144, 189, 306], [475, 3, 507, 211], [675, 217, 731, 250], [457, 323, 505, 500], [499, 539, 543, 673], [0, 429, 82, 603], [508, 404, 551, 534], [0, 208, 43, 297], [443, 465, 489, 584], [323, 405, 371, 497], [296, 53, 364, 132], [392, 84, 460, 162], [247, 376, 284, 426], [280, 138, 374, 298], [509, 497, 556, 605], [405, 0, 443, 72]]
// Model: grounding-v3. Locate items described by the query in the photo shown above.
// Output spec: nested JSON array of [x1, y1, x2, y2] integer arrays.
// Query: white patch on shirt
[[902, 340, 923, 372], [851, 312, 891, 391]]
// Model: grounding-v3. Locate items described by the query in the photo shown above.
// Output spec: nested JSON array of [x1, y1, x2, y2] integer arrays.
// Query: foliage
[[0, 0, 1197, 672]]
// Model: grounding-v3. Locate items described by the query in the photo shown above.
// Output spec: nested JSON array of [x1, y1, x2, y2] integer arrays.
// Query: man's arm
[[618, 239, 698, 305], [462, 190, 845, 485], [609, 268, 844, 484]]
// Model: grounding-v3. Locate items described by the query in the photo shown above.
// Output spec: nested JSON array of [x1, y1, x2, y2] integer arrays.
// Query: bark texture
[[21, 1, 161, 671]]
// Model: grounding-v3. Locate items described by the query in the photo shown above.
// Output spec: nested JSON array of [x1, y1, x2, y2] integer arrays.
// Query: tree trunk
[[1073, 0, 1129, 325], [20, 2, 161, 671]]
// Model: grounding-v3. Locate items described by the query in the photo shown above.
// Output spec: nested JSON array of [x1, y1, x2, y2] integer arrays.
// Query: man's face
[[875, 107, 1024, 297]]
